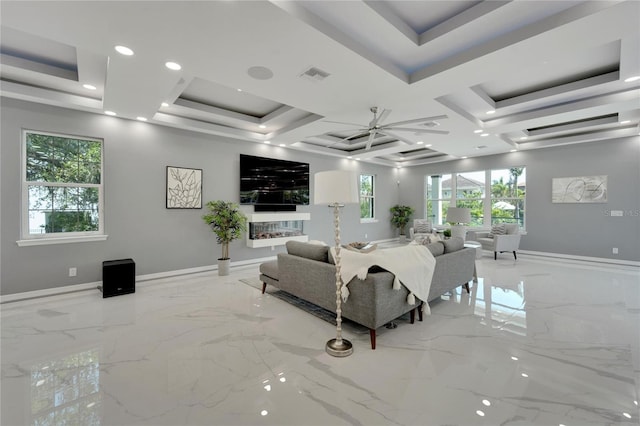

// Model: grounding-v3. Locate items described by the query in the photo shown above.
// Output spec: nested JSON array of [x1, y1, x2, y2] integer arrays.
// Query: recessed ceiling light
[[624, 76, 640, 82], [165, 62, 182, 71], [476, 410, 485, 417], [136, 116, 147, 121], [248, 66, 274, 80], [279, 144, 286, 147], [114, 45, 134, 56], [474, 129, 483, 134], [417, 141, 424, 145], [104, 111, 116, 116], [347, 156, 352, 159], [620, 120, 631, 124], [511, 356, 519, 360], [521, 373, 529, 378], [259, 124, 266, 129], [520, 136, 528, 140], [425, 144, 432, 147], [237, 88, 243, 92], [461, 156, 468, 159], [623, 413, 631, 419], [482, 400, 491, 406], [486, 110, 496, 115], [82, 84, 96, 90], [510, 149, 518, 152], [161, 102, 169, 107], [264, 140, 270, 144], [481, 133, 489, 137], [355, 157, 361, 161]]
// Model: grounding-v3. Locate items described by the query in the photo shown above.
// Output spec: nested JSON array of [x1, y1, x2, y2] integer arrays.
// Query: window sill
[[360, 219, 378, 224], [16, 235, 108, 247]]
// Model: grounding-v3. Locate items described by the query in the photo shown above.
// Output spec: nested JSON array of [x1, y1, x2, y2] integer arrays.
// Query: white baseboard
[[518, 250, 640, 268], [0, 256, 277, 304]]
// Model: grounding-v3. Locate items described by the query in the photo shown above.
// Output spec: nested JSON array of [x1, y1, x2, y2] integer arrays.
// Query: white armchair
[[468, 223, 521, 260], [409, 219, 432, 241]]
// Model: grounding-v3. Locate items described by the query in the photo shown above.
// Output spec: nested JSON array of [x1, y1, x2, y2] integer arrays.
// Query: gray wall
[[1, 98, 399, 295], [397, 138, 640, 262]]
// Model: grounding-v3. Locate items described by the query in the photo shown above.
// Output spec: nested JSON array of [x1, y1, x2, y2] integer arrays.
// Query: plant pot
[[218, 258, 231, 276], [399, 235, 407, 243]]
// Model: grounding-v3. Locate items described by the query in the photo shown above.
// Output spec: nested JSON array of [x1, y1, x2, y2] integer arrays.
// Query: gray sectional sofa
[[259, 239, 476, 350]]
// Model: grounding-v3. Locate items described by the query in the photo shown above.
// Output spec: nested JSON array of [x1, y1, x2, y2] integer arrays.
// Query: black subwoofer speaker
[[101, 258, 135, 298]]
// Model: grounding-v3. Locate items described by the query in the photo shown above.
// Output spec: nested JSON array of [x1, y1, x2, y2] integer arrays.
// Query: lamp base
[[325, 338, 353, 357]]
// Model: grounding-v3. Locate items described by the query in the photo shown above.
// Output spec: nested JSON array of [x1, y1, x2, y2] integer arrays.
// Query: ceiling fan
[[324, 107, 449, 150]]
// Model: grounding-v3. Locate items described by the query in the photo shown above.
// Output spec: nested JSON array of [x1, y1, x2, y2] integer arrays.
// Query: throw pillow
[[488, 223, 506, 238], [344, 243, 377, 253], [414, 220, 431, 233], [441, 237, 464, 253]]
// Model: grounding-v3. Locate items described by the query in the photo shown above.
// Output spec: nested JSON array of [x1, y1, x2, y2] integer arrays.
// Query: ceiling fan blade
[[327, 130, 368, 147], [365, 130, 377, 150], [322, 120, 366, 127], [386, 114, 448, 127], [379, 130, 417, 145], [384, 126, 450, 135]]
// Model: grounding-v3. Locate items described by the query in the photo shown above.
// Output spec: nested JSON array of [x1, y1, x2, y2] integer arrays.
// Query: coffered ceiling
[[1, 1, 639, 167]]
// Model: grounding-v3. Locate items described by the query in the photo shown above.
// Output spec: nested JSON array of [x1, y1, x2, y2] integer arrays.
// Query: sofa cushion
[[441, 237, 464, 253], [504, 224, 519, 235], [286, 241, 329, 262], [425, 242, 444, 257]]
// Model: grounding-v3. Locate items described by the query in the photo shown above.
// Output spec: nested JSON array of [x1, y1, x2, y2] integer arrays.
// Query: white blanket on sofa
[[330, 242, 436, 314]]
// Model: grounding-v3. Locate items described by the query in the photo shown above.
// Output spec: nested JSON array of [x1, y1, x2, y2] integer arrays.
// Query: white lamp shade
[[314, 170, 359, 205], [446, 207, 471, 224]]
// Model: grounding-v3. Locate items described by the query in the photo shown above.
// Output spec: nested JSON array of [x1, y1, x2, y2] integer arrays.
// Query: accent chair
[[468, 223, 521, 260]]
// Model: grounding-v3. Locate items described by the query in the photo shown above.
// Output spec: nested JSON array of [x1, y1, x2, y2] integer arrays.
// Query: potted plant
[[389, 204, 414, 241], [202, 200, 247, 276]]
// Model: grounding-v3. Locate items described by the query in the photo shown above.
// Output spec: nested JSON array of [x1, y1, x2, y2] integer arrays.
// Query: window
[[425, 167, 526, 229], [455, 171, 485, 226], [426, 174, 451, 226], [21, 130, 104, 242], [359, 174, 375, 220], [491, 168, 526, 227]]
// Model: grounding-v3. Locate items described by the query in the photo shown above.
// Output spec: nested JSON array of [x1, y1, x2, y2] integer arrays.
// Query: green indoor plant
[[389, 204, 414, 240], [202, 200, 247, 275]]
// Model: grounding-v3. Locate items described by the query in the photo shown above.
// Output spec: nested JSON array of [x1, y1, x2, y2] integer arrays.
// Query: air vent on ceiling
[[299, 66, 330, 82]]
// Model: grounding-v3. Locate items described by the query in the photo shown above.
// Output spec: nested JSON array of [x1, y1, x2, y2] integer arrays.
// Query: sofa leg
[[513, 251, 517, 260], [418, 302, 424, 322], [494, 251, 497, 260], [369, 329, 376, 350], [261, 282, 267, 294], [410, 308, 416, 324], [464, 282, 470, 294]]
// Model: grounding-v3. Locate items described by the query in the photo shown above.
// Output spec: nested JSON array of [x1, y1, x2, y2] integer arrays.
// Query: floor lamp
[[446, 207, 472, 241], [314, 170, 359, 357]]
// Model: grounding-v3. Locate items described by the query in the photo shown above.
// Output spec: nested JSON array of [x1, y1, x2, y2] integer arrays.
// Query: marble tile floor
[[1, 256, 639, 426]]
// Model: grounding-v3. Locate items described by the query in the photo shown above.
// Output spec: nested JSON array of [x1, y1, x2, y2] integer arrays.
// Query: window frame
[[18, 129, 106, 246], [359, 174, 376, 222]]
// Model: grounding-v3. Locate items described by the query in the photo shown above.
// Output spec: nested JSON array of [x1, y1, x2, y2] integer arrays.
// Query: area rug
[[239, 277, 369, 334]]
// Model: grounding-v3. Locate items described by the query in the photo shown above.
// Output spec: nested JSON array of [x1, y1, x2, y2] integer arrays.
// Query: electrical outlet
[[69, 267, 77, 277], [365, 233, 368, 239], [612, 248, 618, 254]]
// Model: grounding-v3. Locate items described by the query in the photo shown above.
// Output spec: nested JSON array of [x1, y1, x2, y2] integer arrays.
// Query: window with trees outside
[[425, 167, 526, 229], [359, 174, 375, 220], [22, 130, 104, 241]]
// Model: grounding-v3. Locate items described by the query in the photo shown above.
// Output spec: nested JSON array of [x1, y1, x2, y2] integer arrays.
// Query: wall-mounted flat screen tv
[[240, 154, 310, 205]]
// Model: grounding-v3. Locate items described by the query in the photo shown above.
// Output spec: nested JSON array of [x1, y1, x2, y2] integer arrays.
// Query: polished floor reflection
[[2, 256, 639, 425]]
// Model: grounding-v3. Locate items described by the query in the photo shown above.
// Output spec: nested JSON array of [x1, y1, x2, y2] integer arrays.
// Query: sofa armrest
[[467, 230, 490, 241]]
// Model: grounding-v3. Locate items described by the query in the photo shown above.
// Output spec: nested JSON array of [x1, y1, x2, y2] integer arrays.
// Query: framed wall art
[[551, 175, 607, 203], [166, 166, 202, 209]]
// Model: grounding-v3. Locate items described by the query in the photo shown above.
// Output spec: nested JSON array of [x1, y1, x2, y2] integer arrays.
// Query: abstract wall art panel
[[166, 166, 202, 209], [552, 175, 607, 203]]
